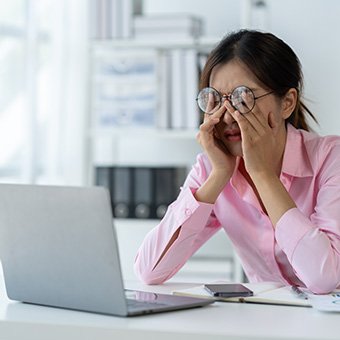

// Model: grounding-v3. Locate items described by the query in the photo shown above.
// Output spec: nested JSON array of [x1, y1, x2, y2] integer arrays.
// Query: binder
[[174, 167, 187, 193], [95, 167, 112, 191], [95, 167, 114, 212], [133, 167, 153, 219], [112, 167, 132, 218], [153, 168, 175, 219], [152, 167, 188, 219]]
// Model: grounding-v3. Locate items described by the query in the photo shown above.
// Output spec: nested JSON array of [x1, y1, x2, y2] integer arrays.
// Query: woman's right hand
[[196, 104, 237, 179]]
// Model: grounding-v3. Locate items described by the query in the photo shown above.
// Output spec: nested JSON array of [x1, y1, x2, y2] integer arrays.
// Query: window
[[0, 0, 88, 185]]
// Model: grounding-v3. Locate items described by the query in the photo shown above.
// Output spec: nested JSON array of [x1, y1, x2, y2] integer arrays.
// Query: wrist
[[249, 169, 277, 185], [210, 168, 232, 183], [194, 170, 231, 204]]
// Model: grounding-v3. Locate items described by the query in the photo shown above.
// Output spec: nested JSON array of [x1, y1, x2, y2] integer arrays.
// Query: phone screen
[[204, 283, 253, 297]]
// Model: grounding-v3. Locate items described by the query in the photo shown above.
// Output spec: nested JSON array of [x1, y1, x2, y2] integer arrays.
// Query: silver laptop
[[0, 183, 213, 316]]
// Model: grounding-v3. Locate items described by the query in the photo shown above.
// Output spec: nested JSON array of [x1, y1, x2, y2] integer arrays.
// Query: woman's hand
[[194, 104, 238, 204], [226, 100, 296, 225], [226, 100, 281, 179], [196, 104, 237, 179]]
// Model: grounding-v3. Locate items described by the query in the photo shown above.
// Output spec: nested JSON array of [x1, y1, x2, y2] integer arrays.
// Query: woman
[[134, 30, 340, 294]]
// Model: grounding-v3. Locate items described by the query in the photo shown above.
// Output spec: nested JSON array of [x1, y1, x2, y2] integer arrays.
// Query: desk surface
[[0, 274, 338, 340]]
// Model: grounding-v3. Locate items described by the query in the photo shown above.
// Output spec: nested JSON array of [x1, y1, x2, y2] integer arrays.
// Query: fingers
[[205, 100, 226, 120], [200, 104, 226, 133], [225, 98, 269, 136], [240, 93, 267, 129]]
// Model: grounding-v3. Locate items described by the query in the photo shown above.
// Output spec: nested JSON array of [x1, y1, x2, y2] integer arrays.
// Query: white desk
[[0, 276, 338, 340]]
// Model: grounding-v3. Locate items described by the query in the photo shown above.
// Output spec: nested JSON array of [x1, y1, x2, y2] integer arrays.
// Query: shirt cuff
[[170, 186, 214, 232], [275, 207, 313, 261]]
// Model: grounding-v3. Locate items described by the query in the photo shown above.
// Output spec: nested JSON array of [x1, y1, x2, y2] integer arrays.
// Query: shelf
[[89, 127, 198, 139], [91, 36, 219, 51], [88, 33, 212, 169], [90, 128, 201, 167]]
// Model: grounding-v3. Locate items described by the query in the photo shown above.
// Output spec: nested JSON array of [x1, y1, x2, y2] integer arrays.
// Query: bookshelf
[[88, 37, 218, 179], [87, 37, 218, 218], [87, 9, 243, 281], [89, 38, 217, 166]]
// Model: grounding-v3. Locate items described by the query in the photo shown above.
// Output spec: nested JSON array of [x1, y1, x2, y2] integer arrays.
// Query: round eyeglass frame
[[196, 86, 274, 115]]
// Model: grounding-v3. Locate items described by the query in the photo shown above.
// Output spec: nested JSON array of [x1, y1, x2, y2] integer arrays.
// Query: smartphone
[[204, 283, 253, 298]]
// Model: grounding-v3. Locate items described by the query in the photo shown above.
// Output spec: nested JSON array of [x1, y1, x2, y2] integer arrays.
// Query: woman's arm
[[275, 141, 340, 294], [275, 207, 340, 294], [229, 102, 340, 293], [257, 140, 340, 294], [134, 155, 222, 284]]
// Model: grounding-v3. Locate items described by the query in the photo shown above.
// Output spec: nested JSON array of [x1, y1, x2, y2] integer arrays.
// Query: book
[[121, 0, 133, 38], [157, 50, 171, 129], [184, 49, 199, 129], [89, 0, 133, 39], [172, 282, 312, 307], [110, 0, 122, 38], [170, 49, 185, 129]]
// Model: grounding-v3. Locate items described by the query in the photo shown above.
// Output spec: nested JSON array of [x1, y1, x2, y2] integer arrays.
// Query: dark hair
[[200, 29, 317, 131]]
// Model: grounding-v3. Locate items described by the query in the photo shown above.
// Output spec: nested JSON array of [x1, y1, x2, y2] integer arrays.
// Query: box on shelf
[[133, 14, 204, 40], [91, 46, 207, 130], [92, 49, 158, 128]]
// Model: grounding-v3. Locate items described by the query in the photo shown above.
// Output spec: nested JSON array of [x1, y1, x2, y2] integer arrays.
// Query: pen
[[291, 285, 309, 300]]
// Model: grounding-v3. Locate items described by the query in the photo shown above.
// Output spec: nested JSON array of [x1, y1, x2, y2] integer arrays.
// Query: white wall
[[144, 0, 340, 135]]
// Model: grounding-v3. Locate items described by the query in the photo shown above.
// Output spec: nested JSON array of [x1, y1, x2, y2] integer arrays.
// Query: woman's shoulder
[[293, 126, 340, 172], [300, 128, 340, 153], [285, 125, 340, 179], [289, 124, 340, 152]]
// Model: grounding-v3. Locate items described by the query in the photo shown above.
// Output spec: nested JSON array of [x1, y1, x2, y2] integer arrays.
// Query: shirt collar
[[281, 124, 314, 178]]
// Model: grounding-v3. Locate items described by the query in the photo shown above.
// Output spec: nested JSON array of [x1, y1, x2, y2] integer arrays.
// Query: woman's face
[[209, 59, 288, 157]]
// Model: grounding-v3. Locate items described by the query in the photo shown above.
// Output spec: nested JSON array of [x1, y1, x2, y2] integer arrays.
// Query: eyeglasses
[[196, 85, 274, 115]]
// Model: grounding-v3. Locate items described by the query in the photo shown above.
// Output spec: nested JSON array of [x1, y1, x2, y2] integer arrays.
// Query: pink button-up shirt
[[134, 124, 340, 294]]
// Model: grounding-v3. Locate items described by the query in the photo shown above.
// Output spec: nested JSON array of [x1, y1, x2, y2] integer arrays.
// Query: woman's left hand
[[226, 99, 296, 227]]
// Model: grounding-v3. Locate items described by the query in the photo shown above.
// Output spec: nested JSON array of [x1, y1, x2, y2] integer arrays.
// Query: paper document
[[309, 291, 340, 312], [172, 282, 312, 307]]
